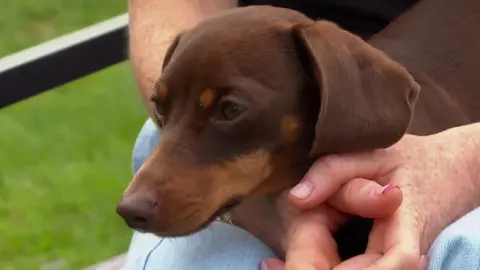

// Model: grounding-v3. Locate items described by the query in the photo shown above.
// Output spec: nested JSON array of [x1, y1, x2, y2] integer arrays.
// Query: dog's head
[[117, 6, 419, 236]]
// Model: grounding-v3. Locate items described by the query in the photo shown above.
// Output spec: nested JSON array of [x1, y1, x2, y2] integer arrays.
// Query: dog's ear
[[161, 33, 183, 71], [292, 21, 420, 157]]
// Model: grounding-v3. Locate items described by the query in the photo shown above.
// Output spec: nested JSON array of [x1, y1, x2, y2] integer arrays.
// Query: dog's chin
[[212, 197, 243, 218], [197, 197, 243, 230], [147, 198, 244, 237]]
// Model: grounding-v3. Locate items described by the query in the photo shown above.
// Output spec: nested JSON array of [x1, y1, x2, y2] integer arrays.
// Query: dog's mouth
[[149, 197, 246, 237], [212, 197, 243, 218], [192, 198, 243, 232], [198, 197, 243, 230]]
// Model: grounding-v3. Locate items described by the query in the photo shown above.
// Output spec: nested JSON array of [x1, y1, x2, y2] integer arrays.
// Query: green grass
[[0, 1, 148, 269]]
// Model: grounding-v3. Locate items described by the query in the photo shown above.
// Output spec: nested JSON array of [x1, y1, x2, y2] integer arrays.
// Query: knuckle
[[314, 154, 344, 179], [393, 249, 421, 270], [368, 248, 422, 270], [401, 252, 420, 265], [403, 205, 427, 230]]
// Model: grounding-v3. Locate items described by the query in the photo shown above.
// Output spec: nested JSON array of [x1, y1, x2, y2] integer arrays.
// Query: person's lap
[[122, 118, 480, 270]]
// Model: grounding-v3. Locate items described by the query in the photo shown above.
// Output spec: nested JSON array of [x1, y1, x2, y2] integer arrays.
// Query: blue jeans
[[122, 119, 480, 270]]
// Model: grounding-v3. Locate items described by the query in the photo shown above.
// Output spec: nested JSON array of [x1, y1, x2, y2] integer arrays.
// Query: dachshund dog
[[118, 1, 480, 259]]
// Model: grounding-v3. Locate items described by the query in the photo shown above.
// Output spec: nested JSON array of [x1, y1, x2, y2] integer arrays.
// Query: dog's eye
[[154, 105, 163, 118], [151, 107, 164, 127], [218, 101, 246, 121], [150, 95, 164, 116]]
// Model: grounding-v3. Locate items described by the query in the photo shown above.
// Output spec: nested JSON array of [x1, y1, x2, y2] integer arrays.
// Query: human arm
[[128, 0, 237, 116], [289, 122, 480, 209], [260, 0, 480, 266], [231, 181, 403, 269], [274, 122, 480, 269]]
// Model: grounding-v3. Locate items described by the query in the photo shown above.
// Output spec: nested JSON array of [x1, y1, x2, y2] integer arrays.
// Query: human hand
[[232, 173, 403, 270], [274, 183, 403, 270], [267, 124, 480, 270]]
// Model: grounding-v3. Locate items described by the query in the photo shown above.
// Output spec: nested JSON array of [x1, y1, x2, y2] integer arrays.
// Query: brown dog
[[118, 0, 480, 259]]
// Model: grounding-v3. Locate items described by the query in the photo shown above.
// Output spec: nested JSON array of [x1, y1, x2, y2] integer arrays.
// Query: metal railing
[[0, 14, 129, 109]]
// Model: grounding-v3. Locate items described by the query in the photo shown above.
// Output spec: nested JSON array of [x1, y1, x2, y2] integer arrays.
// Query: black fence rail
[[0, 13, 130, 269], [0, 14, 129, 109]]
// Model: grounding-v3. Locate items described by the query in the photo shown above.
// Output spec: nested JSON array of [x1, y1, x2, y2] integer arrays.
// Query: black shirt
[[239, 0, 418, 39]]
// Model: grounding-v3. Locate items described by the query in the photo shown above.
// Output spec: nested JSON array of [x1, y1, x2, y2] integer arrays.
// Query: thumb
[[289, 150, 392, 209], [328, 178, 403, 218], [333, 253, 382, 270], [365, 244, 421, 270], [365, 214, 422, 270]]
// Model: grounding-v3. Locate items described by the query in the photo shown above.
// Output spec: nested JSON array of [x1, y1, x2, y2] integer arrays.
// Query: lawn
[[0, 1, 147, 269]]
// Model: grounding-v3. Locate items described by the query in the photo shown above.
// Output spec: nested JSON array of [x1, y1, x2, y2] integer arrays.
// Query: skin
[[234, 184, 403, 269], [264, 123, 480, 270], [128, 0, 237, 117], [128, 0, 480, 269]]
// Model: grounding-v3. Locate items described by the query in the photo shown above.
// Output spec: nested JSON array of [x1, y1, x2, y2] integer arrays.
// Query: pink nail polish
[[376, 184, 400, 196], [260, 261, 269, 270]]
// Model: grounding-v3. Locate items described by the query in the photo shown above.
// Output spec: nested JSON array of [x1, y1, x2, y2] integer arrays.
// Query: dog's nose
[[116, 198, 157, 231]]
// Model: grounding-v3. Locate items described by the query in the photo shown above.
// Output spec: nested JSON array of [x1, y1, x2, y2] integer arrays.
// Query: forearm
[[452, 122, 480, 187], [128, 0, 237, 116]]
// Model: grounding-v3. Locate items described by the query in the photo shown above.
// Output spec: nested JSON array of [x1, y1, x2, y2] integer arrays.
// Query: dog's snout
[[116, 198, 157, 231]]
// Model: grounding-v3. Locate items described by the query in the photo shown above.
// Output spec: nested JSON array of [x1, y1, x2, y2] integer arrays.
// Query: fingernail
[[420, 255, 429, 270], [375, 184, 400, 196], [290, 181, 313, 199], [260, 261, 269, 270]]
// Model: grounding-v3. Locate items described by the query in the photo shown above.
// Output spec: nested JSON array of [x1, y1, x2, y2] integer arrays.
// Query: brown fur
[[118, 0, 480, 259]]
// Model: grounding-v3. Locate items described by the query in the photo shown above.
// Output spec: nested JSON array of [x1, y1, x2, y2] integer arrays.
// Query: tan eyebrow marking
[[200, 88, 216, 109], [158, 83, 169, 100], [282, 115, 301, 142]]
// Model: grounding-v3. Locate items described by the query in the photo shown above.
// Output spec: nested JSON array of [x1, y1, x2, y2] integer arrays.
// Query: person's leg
[[427, 207, 480, 270], [125, 120, 480, 270], [122, 118, 277, 270]]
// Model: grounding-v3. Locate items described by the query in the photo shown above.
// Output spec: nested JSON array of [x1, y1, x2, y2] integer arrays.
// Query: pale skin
[[265, 123, 480, 270], [128, 1, 480, 269], [128, 0, 237, 117]]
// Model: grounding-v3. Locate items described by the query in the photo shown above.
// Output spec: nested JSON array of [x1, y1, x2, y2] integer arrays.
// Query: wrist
[[441, 123, 480, 196], [419, 123, 480, 248], [461, 123, 480, 188]]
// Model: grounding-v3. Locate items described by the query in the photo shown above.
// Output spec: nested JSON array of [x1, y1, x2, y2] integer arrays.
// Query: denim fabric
[[428, 208, 480, 270], [122, 118, 480, 270]]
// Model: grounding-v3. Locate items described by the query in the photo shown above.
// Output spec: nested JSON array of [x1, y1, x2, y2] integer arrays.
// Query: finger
[[333, 253, 382, 270], [365, 219, 422, 270], [288, 150, 394, 209], [261, 258, 285, 270], [284, 216, 340, 270], [328, 178, 403, 218], [420, 255, 429, 270], [365, 245, 421, 270]]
